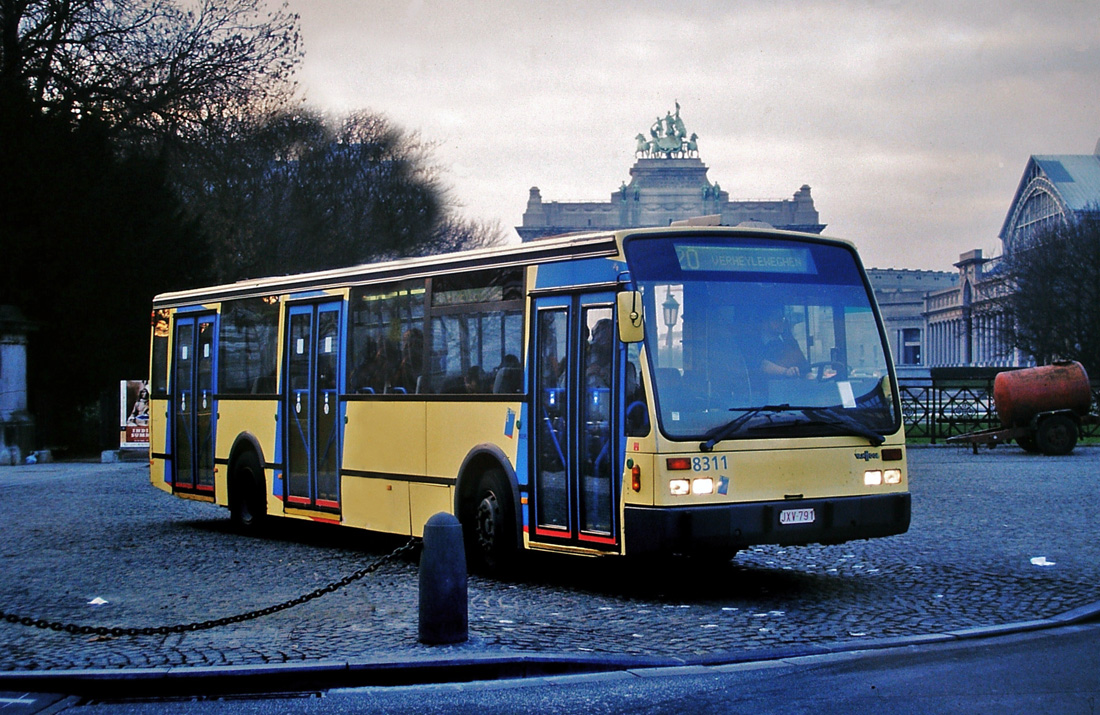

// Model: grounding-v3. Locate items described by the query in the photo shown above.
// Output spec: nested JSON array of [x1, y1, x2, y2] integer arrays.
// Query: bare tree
[[0, 0, 298, 449], [1000, 210, 1100, 374], [0, 0, 300, 148], [175, 108, 507, 281], [424, 215, 509, 256]]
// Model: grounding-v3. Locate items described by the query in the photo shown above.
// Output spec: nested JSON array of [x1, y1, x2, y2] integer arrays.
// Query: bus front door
[[531, 295, 620, 552], [171, 313, 216, 494], [284, 302, 343, 514]]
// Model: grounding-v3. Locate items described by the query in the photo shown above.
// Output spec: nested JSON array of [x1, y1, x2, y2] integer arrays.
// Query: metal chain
[[0, 538, 420, 638]]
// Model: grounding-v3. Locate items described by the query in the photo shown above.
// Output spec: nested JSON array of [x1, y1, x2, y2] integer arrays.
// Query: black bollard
[[418, 512, 468, 645]]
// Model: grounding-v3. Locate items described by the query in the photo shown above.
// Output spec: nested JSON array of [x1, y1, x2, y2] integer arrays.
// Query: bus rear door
[[283, 301, 343, 515], [170, 312, 217, 494]]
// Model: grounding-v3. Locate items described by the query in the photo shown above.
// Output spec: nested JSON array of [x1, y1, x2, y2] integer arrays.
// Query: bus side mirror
[[617, 291, 644, 343]]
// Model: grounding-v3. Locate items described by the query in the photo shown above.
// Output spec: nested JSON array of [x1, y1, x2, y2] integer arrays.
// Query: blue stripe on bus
[[533, 258, 626, 289], [273, 400, 284, 498], [286, 290, 332, 301], [515, 401, 530, 532]]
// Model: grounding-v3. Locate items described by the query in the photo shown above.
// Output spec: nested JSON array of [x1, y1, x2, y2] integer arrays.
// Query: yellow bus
[[149, 226, 909, 567]]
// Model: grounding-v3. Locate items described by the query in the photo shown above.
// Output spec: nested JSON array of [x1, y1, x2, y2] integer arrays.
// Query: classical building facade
[[866, 268, 957, 377], [922, 250, 1023, 369], [518, 105, 824, 240]]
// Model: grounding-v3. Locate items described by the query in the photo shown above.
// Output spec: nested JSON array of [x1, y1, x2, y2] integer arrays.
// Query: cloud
[[291, 0, 1100, 270]]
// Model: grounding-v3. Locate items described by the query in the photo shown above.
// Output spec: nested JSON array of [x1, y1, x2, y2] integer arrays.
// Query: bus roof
[[152, 225, 855, 308]]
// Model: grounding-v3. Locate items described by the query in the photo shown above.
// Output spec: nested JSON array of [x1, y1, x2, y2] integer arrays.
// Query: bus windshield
[[624, 233, 898, 442]]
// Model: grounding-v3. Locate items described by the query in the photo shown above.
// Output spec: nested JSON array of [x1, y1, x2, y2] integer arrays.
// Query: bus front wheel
[[229, 450, 267, 533], [465, 468, 517, 572]]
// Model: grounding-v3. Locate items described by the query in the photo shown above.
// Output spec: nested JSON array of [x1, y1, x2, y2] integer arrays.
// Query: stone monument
[[518, 103, 824, 240]]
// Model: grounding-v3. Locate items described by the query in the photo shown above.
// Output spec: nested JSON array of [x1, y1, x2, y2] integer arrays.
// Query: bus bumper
[[623, 493, 911, 556]]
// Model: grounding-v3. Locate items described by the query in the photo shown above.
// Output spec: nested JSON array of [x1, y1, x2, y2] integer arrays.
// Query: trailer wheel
[[1016, 435, 1040, 453], [1036, 415, 1077, 456]]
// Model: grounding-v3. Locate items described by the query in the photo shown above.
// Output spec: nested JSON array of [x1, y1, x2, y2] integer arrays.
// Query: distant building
[[890, 143, 1100, 372], [515, 113, 1100, 374], [867, 268, 957, 377], [517, 104, 824, 240], [922, 249, 1024, 369], [1000, 148, 1100, 254]]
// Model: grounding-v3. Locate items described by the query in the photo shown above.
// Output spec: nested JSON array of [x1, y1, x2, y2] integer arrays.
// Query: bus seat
[[440, 375, 466, 394], [493, 367, 522, 394]]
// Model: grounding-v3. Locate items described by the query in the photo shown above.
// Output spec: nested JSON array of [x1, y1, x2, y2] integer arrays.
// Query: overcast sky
[[288, 1, 1100, 271]]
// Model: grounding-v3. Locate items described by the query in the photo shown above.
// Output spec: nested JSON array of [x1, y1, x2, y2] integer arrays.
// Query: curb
[[0, 652, 678, 699], [2, 600, 1099, 699]]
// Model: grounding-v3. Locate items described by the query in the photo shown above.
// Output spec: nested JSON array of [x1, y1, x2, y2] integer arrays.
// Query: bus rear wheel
[[229, 450, 267, 533], [465, 468, 517, 572]]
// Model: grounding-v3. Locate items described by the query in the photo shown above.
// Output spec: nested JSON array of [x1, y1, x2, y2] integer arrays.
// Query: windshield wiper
[[800, 406, 886, 446], [699, 404, 801, 452], [699, 404, 886, 451]]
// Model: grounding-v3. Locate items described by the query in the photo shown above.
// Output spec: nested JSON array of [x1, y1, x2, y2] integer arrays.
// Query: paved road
[[21, 622, 1099, 714], [0, 447, 1098, 671]]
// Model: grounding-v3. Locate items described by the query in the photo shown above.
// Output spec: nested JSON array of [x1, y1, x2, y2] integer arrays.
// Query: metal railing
[[898, 376, 1100, 443]]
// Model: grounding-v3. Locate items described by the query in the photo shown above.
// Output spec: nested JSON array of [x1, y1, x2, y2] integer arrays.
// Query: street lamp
[[662, 287, 680, 348]]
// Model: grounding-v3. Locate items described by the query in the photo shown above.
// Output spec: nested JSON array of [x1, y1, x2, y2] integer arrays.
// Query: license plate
[[779, 507, 815, 525]]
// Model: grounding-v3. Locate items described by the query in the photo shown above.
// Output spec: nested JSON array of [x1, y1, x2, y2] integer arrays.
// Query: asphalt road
[[0, 446, 1098, 674], [18, 621, 1097, 714]]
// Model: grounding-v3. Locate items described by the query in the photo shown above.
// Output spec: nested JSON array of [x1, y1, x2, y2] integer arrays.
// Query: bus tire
[[1036, 415, 1077, 456], [465, 468, 517, 573], [229, 450, 267, 533]]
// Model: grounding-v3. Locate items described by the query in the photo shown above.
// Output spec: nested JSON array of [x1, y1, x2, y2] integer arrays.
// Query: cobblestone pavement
[[1, 446, 1098, 670]]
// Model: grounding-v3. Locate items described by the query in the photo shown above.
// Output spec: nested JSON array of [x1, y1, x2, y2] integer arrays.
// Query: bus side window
[[427, 268, 524, 395], [151, 310, 170, 399], [348, 282, 426, 395], [218, 298, 279, 397]]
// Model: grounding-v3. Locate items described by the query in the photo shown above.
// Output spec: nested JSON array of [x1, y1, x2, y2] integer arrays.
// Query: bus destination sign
[[674, 244, 816, 274]]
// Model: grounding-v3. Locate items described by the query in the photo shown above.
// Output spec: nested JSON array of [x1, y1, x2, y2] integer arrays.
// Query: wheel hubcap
[[475, 491, 499, 553]]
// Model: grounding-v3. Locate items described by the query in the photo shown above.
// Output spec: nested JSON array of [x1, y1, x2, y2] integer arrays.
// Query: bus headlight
[[692, 477, 714, 495], [864, 470, 883, 486], [670, 479, 690, 496], [884, 469, 902, 484]]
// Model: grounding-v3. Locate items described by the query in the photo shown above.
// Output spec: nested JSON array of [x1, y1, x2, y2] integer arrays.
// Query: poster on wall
[[120, 379, 150, 448]]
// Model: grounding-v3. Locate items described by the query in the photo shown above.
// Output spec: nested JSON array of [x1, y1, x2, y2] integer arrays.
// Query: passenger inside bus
[[349, 337, 382, 394], [464, 366, 486, 393], [585, 318, 614, 388], [389, 327, 423, 394]]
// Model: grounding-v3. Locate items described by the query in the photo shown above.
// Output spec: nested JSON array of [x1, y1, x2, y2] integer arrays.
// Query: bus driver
[[759, 308, 809, 378]]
